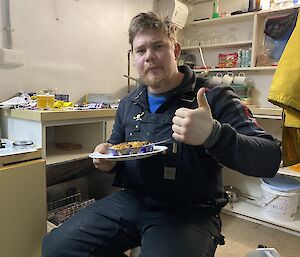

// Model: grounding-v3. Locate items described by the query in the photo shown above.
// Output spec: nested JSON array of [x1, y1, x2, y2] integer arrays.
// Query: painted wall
[[0, 0, 157, 102]]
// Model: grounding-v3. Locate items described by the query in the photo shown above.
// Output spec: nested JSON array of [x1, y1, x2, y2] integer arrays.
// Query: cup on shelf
[[36, 89, 55, 110], [222, 72, 234, 85], [211, 73, 223, 85], [233, 72, 247, 85]]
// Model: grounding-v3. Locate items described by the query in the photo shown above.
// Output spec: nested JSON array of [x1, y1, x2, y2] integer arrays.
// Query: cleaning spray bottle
[[212, 0, 219, 19]]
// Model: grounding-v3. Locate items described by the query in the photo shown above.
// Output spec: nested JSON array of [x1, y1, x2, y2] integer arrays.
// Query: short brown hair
[[128, 12, 177, 49]]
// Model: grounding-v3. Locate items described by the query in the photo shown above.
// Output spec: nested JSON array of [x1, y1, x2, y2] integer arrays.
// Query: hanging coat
[[268, 13, 300, 166]]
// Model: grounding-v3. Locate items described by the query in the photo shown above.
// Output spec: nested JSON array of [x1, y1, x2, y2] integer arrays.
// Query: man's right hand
[[93, 143, 117, 173]]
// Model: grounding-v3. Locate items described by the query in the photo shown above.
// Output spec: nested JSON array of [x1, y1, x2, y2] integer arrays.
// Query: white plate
[[89, 145, 167, 161]]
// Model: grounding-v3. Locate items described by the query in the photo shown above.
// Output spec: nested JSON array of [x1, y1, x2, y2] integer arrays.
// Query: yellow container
[[36, 94, 55, 109]]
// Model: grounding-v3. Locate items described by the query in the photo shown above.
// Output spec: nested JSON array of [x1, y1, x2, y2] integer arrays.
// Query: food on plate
[[109, 141, 153, 156], [110, 142, 130, 155]]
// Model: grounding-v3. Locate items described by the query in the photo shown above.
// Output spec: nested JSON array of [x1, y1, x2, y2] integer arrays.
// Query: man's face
[[132, 29, 180, 91]]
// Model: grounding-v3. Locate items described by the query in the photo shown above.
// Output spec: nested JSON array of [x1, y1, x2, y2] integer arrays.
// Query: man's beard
[[141, 70, 165, 88]]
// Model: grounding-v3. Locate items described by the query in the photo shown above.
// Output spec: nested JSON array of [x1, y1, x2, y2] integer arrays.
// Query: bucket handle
[[262, 194, 280, 207]]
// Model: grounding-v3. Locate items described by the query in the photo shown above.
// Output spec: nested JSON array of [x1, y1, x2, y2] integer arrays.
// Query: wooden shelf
[[3, 108, 117, 122], [189, 12, 254, 26], [46, 143, 92, 166], [0, 148, 42, 166], [222, 200, 300, 236], [188, 6, 299, 27], [193, 66, 277, 72], [256, 5, 299, 18], [248, 106, 283, 117], [182, 40, 252, 50]]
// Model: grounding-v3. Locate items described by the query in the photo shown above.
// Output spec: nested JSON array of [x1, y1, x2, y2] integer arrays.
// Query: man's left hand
[[172, 87, 213, 146]]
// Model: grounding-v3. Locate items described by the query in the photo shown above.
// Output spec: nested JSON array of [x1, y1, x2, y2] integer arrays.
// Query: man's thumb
[[197, 87, 210, 110]]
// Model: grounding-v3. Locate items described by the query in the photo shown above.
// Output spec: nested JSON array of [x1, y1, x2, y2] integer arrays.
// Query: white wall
[[0, 0, 157, 102]]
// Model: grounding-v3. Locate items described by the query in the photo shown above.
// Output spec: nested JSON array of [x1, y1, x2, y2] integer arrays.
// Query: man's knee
[[41, 229, 67, 257]]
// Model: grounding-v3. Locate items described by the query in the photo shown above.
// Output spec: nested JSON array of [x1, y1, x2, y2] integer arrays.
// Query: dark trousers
[[42, 189, 224, 257]]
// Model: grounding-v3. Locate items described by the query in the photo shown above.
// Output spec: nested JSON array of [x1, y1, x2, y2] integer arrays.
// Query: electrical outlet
[[0, 48, 25, 68]]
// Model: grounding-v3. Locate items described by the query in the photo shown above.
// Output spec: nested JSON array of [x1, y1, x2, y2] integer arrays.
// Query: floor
[[215, 213, 300, 257]]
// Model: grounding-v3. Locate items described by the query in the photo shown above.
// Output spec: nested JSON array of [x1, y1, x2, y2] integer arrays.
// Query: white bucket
[[261, 181, 299, 222]]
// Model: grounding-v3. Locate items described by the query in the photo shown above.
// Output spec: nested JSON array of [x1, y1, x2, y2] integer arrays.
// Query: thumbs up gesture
[[172, 88, 214, 146]]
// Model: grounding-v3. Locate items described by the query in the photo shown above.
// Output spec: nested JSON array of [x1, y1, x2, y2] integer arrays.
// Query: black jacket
[[109, 65, 281, 210]]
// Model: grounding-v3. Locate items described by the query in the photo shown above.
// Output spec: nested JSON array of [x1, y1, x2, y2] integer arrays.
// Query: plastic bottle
[[248, 48, 252, 67], [237, 49, 243, 67], [212, 0, 219, 19], [255, 0, 261, 11], [241, 50, 246, 68], [248, 0, 254, 12]]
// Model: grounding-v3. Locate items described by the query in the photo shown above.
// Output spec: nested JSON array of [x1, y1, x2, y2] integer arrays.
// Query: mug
[[36, 89, 55, 109], [222, 72, 234, 85], [211, 73, 223, 84], [233, 72, 247, 85]]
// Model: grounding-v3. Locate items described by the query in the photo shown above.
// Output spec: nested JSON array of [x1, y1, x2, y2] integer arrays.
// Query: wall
[[0, 0, 157, 102]]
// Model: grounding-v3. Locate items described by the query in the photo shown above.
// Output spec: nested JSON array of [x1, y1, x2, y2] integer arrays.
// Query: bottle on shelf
[[237, 48, 252, 68], [255, 0, 261, 11], [212, 0, 220, 19], [248, 0, 255, 12]]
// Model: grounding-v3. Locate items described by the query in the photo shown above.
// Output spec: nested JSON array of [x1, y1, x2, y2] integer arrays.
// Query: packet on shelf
[[218, 53, 238, 68]]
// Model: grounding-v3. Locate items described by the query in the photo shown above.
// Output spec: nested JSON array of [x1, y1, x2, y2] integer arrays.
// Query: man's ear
[[174, 42, 181, 60]]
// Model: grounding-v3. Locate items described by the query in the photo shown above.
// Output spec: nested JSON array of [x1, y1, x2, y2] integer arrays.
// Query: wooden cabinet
[[0, 153, 46, 257], [1, 109, 116, 166], [1, 108, 117, 235]]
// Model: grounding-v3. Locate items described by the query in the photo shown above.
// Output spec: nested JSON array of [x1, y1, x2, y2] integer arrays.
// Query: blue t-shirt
[[148, 92, 169, 113]]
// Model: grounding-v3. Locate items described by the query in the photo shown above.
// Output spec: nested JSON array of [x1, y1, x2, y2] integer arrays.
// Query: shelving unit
[[182, 2, 300, 236], [1, 108, 116, 166], [223, 200, 300, 236], [181, 6, 299, 71]]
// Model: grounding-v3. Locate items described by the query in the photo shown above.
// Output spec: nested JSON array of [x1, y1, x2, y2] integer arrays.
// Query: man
[[42, 12, 281, 257]]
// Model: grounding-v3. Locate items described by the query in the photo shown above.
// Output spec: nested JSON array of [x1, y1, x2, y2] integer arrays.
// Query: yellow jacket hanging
[[268, 14, 300, 166]]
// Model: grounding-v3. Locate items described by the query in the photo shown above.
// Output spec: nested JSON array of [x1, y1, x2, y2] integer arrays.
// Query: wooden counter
[[2, 108, 117, 122]]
